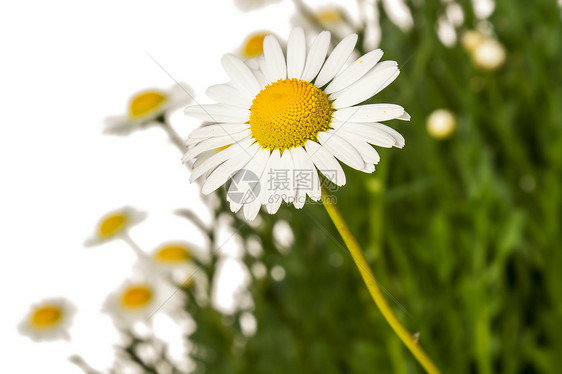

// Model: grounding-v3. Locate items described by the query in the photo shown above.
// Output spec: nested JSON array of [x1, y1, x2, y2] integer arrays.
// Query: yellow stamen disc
[[242, 33, 268, 58], [31, 306, 62, 328], [121, 286, 152, 308], [99, 214, 127, 238], [316, 9, 342, 24], [155, 245, 191, 263], [249, 78, 333, 150], [129, 91, 166, 118]]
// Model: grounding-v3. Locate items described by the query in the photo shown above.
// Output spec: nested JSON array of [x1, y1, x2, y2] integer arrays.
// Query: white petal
[[258, 54, 273, 85], [362, 162, 376, 173], [184, 131, 251, 161], [245, 57, 260, 70], [304, 141, 346, 186], [227, 179, 244, 213], [164, 84, 194, 111], [188, 123, 250, 139], [287, 27, 306, 79], [202, 143, 260, 194], [331, 121, 396, 148], [262, 150, 284, 214], [227, 149, 267, 215], [333, 104, 406, 122], [263, 35, 287, 82], [325, 49, 384, 94], [290, 146, 321, 201], [184, 104, 250, 123], [335, 130, 381, 164], [279, 150, 296, 203], [243, 196, 262, 220], [381, 0, 414, 32], [397, 111, 411, 121], [242, 149, 270, 220], [315, 34, 358, 88], [103, 115, 135, 135], [253, 69, 268, 90], [332, 61, 400, 109], [372, 123, 405, 148], [293, 185, 307, 209], [188, 137, 253, 181], [300, 31, 331, 82], [266, 192, 283, 214], [206, 84, 251, 108], [192, 149, 216, 170], [261, 149, 280, 205], [221, 54, 262, 98], [317, 131, 365, 170]]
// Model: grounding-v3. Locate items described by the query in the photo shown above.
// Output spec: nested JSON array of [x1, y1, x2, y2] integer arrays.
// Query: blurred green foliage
[[101, 1, 562, 373]]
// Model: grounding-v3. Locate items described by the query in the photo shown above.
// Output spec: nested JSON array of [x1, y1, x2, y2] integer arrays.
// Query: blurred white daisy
[[103, 279, 170, 327], [461, 30, 485, 53], [85, 207, 146, 246], [234, 0, 281, 11], [291, 6, 357, 40], [381, 0, 414, 32], [472, 37, 506, 71], [461, 30, 506, 71], [426, 109, 457, 139], [358, 0, 382, 51], [19, 298, 75, 342], [184, 27, 409, 220], [104, 84, 192, 136], [240, 32, 269, 59], [148, 242, 201, 285]]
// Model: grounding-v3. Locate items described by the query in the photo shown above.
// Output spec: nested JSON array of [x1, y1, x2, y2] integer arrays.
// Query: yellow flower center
[[316, 9, 342, 24], [31, 306, 62, 328], [120, 286, 152, 308], [155, 245, 191, 263], [249, 79, 333, 150], [242, 33, 268, 58], [129, 91, 167, 118], [99, 214, 128, 238]]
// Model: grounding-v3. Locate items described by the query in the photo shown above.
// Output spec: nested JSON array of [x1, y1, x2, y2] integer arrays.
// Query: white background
[[0, 0, 356, 372]]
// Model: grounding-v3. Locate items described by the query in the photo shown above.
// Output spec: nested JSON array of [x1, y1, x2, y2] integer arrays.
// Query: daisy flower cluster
[[184, 27, 409, 220], [86, 209, 203, 330], [19, 207, 204, 345]]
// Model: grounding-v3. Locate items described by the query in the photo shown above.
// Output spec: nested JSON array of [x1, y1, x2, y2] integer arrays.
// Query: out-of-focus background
[[2, 0, 562, 373]]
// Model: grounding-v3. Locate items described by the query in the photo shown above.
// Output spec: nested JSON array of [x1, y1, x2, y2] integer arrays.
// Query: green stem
[[321, 186, 441, 374], [159, 120, 186, 153]]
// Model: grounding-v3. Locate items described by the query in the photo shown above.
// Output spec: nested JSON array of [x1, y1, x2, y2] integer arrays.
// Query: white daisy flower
[[18, 298, 76, 342], [184, 27, 409, 221], [146, 242, 201, 285], [85, 207, 146, 246], [103, 279, 171, 328], [234, 0, 281, 12], [104, 83, 192, 136]]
